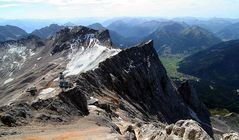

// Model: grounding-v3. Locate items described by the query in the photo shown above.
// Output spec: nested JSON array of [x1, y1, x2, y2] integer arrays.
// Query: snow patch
[[8, 45, 26, 54], [37, 57, 42, 60], [29, 49, 35, 56], [9, 72, 13, 77], [5, 44, 28, 68], [3, 78, 14, 85], [90, 96, 99, 102], [3, 55, 7, 60], [40, 88, 55, 94], [64, 39, 121, 76], [38, 88, 55, 99], [88, 105, 98, 109], [32, 64, 37, 69], [147, 56, 151, 68]]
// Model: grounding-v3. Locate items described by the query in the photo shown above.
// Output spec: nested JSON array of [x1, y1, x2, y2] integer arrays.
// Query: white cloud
[[0, 0, 41, 2], [0, 0, 113, 5], [0, 3, 27, 8], [47, 0, 110, 5], [0, 0, 239, 18]]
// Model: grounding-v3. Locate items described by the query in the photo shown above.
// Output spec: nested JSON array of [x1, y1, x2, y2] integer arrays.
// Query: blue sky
[[0, 0, 239, 19]]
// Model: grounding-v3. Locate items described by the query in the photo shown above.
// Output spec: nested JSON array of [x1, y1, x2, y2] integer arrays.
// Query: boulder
[[221, 132, 239, 140], [138, 120, 212, 140]]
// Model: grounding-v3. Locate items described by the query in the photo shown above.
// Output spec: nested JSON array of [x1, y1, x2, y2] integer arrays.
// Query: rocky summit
[[0, 26, 235, 140]]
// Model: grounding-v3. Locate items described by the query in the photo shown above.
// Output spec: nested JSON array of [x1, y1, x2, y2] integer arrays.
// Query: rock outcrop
[[221, 132, 239, 140], [138, 119, 212, 140], [0, 88, 88, 126]]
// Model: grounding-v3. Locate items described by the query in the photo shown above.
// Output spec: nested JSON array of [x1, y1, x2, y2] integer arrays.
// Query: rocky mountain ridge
[[218, 22, 239, 40], [31, 24, 64, 39], [0, 25, 28, 42], [144, 23, 221, 54], [0, 26, 237, 139]]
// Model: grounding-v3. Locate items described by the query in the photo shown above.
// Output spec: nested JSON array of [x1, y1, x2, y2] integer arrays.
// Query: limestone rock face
[[138, 120, 212, 140], [167, 120, 212, 140], [221, 132, 239, 140]]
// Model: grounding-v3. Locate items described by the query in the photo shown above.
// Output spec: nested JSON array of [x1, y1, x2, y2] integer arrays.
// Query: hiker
[[59, 72, 64, 81], [59, 72, 66, 91], [59, 72, 73, 91]]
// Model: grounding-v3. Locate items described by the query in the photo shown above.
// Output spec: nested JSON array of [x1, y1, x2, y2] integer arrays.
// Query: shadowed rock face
[[178, 81, 211, 122], [76, 41, 187, 121], [72, 40, 213, 136], [178, 81, 212, 136]]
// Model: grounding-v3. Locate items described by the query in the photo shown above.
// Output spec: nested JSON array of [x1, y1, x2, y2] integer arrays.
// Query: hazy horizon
[[1, 0, 239, 19], [1, 16, 239, 33], [1, 16, 239, 20]]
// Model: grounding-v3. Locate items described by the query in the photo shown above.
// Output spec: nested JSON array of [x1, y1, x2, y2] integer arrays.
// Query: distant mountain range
[[88, 23, 140, 48], [107, 20, 162, 39], [3, 19, 239, 54], [0, 25, 27, 42], [144, 23, 221, 54], [173, 18, 236, 33], [217, 22, 239, 41], [1, 17, 238, 33], [31, 24, 64, 39], [0, 21, 223, 53], [106, 20, 222, 53], [88, 23, 105, 30]]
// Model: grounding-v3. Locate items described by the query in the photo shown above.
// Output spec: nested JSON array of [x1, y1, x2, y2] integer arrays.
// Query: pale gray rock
[[138, 120, 212, 140], [221, 132, 239, 140]]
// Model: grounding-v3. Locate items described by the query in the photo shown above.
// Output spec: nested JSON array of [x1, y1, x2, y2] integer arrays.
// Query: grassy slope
[[159, 55, 197, 81], [159, 55, 239, 114]]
